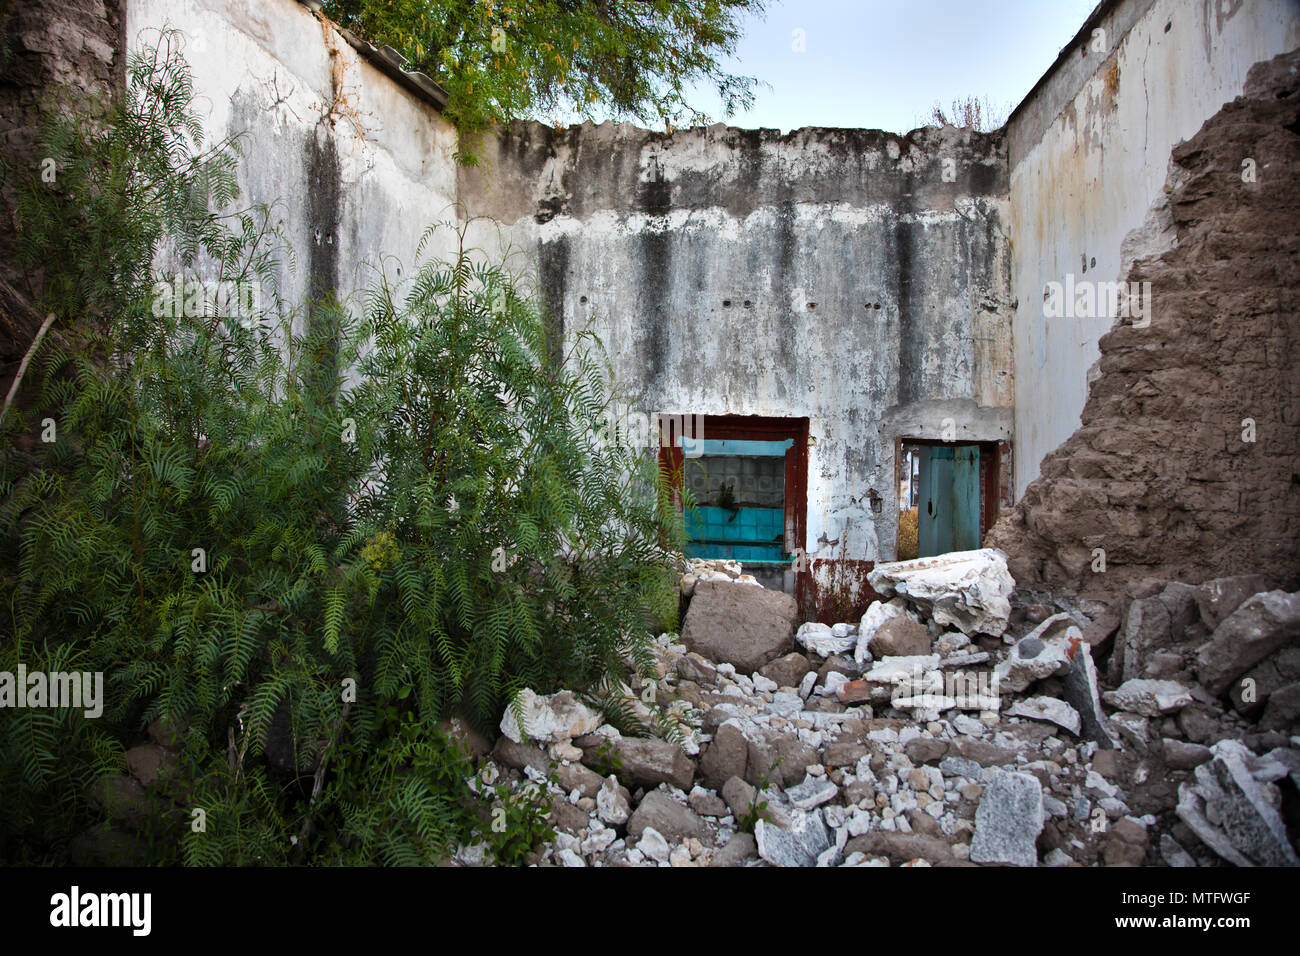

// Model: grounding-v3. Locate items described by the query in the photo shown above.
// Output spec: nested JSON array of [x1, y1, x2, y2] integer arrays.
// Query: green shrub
[[0, 30, 682, 864]]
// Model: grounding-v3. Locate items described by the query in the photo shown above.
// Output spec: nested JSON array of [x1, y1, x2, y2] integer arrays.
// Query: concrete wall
[[124, 0, 460, 319], [459, 121, 1015, 566], [1005, 0, 1300, 498]]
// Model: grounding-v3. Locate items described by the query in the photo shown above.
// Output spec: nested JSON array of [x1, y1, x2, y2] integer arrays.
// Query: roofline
[[1005, 0, 1118, 128]]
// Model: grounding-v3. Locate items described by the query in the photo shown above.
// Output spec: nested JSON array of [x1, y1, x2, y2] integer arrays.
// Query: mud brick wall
[[988, 49, 1300, 597]]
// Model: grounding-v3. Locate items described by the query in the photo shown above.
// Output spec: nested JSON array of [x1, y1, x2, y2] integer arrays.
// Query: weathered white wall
[[125, 0, 460, 319], [1006, 0, 1300, 497], [460, 122, 1014, 564]]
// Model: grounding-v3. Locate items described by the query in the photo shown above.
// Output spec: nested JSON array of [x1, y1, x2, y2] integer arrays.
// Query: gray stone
[[1175, 739, 1299, 867], [870, 616, 931, 657], [583, 737, 695, 791], [759, 652, 813, 689], [969, 771, 1044, 868], [1162, 739, 1212, 771], [755, 808, 833, 867], [700, 721, 749, 790], [556, 760, 605, 798], [722, 776, 759, 820], [1196, 590, 1300, 696], [628, 789, 707, 843], [939, 756, 983, 779], [1195, 575, 1272, 630], [676, 653, 717, 684], [492, 736, 551, 772], [681, 579, 798, 671], [1062, 640, 1117, 749], [785, 776, 839, 810], [1104, 679, 1193, 717], [1115, 596, 1173, 683], [1159, 834, 1198, 868], [688, 789, 728, 817], [709, 831, 758, 867]]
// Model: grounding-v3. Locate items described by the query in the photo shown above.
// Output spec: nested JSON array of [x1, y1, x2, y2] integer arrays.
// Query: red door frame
[[659, 414, 809, 585]]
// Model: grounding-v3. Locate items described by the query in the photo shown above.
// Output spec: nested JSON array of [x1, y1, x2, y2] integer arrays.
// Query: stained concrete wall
[[1005, 0, 1300, 498], [459, 122, 1015, 566], [124, 0, 460, 319]]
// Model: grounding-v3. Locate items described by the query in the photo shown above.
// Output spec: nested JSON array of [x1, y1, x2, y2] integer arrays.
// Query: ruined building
[[2, 0, 1298, 616]]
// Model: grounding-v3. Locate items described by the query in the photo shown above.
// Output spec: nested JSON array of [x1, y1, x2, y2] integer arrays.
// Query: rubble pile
[[461, 552, 1299, 866]]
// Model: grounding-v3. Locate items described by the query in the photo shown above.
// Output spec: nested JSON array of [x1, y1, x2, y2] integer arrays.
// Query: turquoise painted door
[[916, 445, 980, 557], [952, 445, 981, 551]]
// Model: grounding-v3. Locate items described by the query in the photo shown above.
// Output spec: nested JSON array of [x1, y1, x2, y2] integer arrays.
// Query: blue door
[[916, 444, 980, 557]]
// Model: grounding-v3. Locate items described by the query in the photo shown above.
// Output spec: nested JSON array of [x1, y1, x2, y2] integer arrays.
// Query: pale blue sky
[[681, 0, 1101, 133]]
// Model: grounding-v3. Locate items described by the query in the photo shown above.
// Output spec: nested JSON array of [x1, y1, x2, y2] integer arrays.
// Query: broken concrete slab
[[995, 628, 1075, 693], [795, 621, 856, 657], [1006, 696, 1081, 735], [1062, 640, 1116, 749], [1175, 739, 1299, 867], [867, 549, 1014, 638]]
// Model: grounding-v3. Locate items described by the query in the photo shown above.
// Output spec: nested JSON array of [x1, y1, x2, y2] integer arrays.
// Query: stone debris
[[970, 771, 1044, 867], [795, 621, 857, 657], [1103, 679, 1193, 717], [755, 810, 833, 868], [1006, 696, 1081, 735], [471, 564, 1299, 868], [1175, 740, 1299, 867], [867, 549, 1014, 638], [499, 689, 602, 744]]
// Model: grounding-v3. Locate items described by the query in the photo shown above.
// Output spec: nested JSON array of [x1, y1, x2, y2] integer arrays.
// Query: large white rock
[[499, 689, 602, 744], [795, 621, 857, 657], [867, 549, 1014, 637], [855, 599, 906, 664]]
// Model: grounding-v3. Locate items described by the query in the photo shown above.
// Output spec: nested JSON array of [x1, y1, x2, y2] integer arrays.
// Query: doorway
[[660, 415, 808, 592], [898, 440, 1002, 559]]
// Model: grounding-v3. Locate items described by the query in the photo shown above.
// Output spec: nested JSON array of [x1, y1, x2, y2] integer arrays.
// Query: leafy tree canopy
[[319, 0, 766, 155]]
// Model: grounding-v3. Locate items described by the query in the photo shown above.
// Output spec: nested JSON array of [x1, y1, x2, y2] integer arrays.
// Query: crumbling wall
[[459, 121, 1015, 568], [0, 0, 124, 372], [120, 0, 461, 320], [988, 48, 1300, 596], [1005, 0, 1300, 499]]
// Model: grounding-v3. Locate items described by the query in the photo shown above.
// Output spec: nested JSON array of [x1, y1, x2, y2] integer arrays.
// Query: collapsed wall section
[[1005, 0, 1300, 500], [988, 48, 1300, 596]]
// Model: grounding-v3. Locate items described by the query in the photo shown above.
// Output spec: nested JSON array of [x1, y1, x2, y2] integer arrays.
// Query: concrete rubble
[[456, 558, 1299, 867]]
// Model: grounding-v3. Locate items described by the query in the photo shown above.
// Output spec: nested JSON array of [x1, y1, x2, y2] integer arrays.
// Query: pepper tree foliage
[[318, 0, 766, 160], [0, 30, 685, 864]]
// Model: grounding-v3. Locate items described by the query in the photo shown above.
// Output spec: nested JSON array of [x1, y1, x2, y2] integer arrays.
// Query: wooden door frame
[[893, 437, 1007, 556], [659, 414, 810, 585]]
